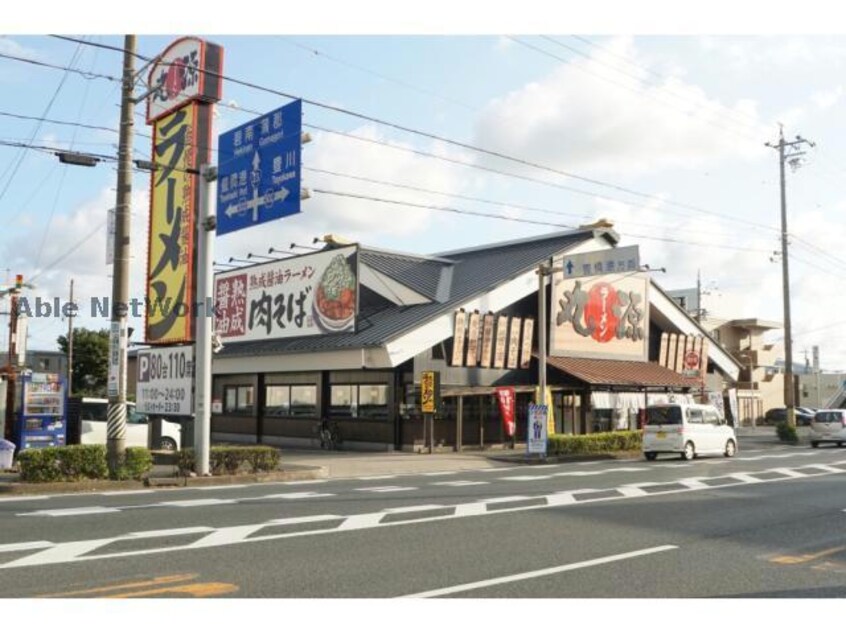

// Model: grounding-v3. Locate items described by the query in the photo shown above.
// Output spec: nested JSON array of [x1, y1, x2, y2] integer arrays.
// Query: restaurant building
[[210, 227, 742, 451]]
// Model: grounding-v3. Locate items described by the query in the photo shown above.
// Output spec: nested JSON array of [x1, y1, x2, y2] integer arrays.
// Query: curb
[[0, 465, 327, 496], [490, 450, 642, 465]]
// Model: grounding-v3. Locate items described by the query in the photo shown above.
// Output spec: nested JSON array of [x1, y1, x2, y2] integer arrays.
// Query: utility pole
[[766, 125, 814, 429], [67, 278, 74, 395], [107, 34, 136, 476]]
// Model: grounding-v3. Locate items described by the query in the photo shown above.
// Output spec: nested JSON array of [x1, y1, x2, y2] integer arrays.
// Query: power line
[[0, 51, 120, 82], [0, 110, 121, 135], [313, 187, 774, 254], [28, 220, 107, 285], [508, 36, 763, 145], [567, 35, 767, 132], [52, 34, 780, 234]]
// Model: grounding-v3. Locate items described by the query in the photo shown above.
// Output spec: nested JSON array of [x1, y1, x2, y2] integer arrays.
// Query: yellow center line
[[107, 582, 239, 598], [770, 545, 846, 565], [38, 574, 198, 598]]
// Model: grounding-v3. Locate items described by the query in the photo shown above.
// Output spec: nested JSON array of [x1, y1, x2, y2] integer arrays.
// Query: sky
[[2, 2, 846, 372]]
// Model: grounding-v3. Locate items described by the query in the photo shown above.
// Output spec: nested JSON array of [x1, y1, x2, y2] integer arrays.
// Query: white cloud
[[474, 39, 767, 177], [811, 86, 843, 110]]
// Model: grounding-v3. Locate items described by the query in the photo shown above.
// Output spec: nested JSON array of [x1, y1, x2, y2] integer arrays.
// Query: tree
[[57, 328, 110, 396]]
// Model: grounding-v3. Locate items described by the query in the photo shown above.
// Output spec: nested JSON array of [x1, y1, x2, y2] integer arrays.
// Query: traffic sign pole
[[194, 165, 217, 476]]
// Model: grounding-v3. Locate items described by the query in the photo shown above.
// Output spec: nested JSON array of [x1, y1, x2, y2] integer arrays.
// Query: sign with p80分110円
[[136, 345, 195, 415], [214, 246, 358, 342]]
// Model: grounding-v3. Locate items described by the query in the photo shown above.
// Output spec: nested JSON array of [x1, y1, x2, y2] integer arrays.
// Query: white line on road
[[267, 515, 343, 525], [0, 541, 55, 552], [398, 545, 679, 598], [355, 486, 418, 493], [160, 499, 238, 508], [100, 490, 156, 496], [0, 496, 49, 503], [128, 527, 214, 538], [381, 505, 446, 513], [478, 496, 533, 504], [18, 506, 121, 517], [356, 475, 398, 481], [418, 472, 458, 477], [433, 481, 487, 487], [261, 492, 335, 500]]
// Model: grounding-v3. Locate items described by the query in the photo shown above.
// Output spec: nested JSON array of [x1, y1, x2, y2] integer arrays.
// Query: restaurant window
[[224, 385, 254, 414], [330, 384, 389, 418], [265, 384, 317, 417]]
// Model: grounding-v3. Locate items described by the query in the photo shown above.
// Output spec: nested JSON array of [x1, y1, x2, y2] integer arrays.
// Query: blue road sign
[[216, 100, 302, 236]]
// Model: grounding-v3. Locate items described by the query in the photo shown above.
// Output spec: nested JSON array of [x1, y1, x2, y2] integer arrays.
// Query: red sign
[[495, 387, 517, 437], [684, 350, 700, 370]]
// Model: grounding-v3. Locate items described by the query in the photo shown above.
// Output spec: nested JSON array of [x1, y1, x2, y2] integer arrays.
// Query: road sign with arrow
[[216, 100, 302, 236]]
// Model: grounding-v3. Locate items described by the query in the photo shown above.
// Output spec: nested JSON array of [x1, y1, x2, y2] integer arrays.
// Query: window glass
[[265, 385, 290, 416], [224, 386, 254, 414], [358, 384, 389, 419], [331, 385, 356, 417], [687, 408, 704, 424], [224, 387, 238, 414], [646, 406, 682, 425], [290, 385, 317, 417], [238, 387, 254, 412], [81, 402, 108, 421], [704, 410, 720, 425]]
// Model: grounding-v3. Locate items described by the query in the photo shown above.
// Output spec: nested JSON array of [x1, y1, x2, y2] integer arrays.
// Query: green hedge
[[177, 445, 280, 476], [546, 431, 642, 456], [18, 445, 153, 482], [775, 422, 799, 442]]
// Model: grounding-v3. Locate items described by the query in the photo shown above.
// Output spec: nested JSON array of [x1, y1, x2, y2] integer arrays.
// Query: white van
[[642, 403, 737, 461], [79, 398, 183, 450], [809, 409, 846, 448]]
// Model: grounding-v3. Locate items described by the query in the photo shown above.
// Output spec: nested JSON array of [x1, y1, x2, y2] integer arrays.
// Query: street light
[[56, 151, 100, 167]]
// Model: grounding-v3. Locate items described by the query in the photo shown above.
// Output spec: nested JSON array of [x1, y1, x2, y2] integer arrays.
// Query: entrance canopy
[[546, 356, 701, 389]]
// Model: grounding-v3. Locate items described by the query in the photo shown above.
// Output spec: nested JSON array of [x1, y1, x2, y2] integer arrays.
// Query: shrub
[[177, 445, 281, 476], [19, 445, 108, 482], [116, 447, 153, 481], [546, 431, 642, 456], [776, 422, 798, 442]]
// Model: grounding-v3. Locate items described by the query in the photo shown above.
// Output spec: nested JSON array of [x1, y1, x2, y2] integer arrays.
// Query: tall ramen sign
[[145, 37, 222, 344], [215, 246, 358, 343], [550, 270, 649, 361]]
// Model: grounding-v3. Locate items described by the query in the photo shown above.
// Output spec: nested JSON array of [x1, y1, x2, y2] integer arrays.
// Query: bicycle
[[316, 420, 342, 451]]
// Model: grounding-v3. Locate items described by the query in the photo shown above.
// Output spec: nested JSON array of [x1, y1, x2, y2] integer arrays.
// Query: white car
[[809, 409, 846, 448], [643, 403, 738, 461], [80, 398, 182, 451]]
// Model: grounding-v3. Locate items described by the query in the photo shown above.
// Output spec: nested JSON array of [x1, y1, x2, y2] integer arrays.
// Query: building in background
[[0, 350, 68, 378]]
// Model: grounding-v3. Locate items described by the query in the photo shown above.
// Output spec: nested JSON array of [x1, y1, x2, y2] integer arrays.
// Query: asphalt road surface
[[1, 442, 845, 598]]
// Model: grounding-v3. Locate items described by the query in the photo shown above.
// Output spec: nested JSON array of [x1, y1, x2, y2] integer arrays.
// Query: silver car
[[810, 409, 846, 448]]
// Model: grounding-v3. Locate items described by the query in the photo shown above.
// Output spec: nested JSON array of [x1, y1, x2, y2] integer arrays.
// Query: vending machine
[[13, 372, 67, 450]]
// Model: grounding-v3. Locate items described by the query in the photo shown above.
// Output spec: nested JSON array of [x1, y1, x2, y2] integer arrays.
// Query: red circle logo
[[684, 350, 700, 369], [584, 283, 619, 343]]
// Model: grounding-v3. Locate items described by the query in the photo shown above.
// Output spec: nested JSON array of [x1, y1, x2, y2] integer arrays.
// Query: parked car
[[797, 407, 817, 417], [79, 397, 182, 450], [642, 403, 738, 461], [809, 409, 846, 448], [764, 407, 814, 426]]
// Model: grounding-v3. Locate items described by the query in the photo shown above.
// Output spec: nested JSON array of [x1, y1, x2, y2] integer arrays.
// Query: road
[[1, 441, 845, 598]]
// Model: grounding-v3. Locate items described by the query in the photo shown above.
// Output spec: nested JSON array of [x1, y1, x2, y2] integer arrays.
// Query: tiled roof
[[216, 228, 600, 358], [546, 356, 701, 388]]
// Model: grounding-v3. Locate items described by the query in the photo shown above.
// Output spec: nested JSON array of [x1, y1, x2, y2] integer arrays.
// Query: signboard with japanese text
[[527, 404, 548, 455], [493, 315, 508, 369], [465, 311, 481, 367], [420, 371, 440, 414], [136, 345, 195, 416], [658, 333, 708, 382], [520, 318, 534, 369], [550, 271, 649, 361], [145, 103, 212, 344], [146, 37, 223, 124], [507, 317, 522, 369], [451, 309, 467, 367], [214, 246, 358, 342], [559, 245, 640, 280], [217, 100, 302, 236], [480, 313, 494, 368]]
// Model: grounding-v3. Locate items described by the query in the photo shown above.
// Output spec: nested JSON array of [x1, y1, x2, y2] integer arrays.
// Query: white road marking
[[355, 486, 418, 493], [770, 468, 810, 478], [2, 538, 116, 568], [185, 485, 249, 491], [128, 527, 214, 538], [500, 475, 552, 482], [100, 490, 155, 496], [267, 515, 343, 525], [356, 475, 397, 481], [477, 468, 516, 473], [262, 492, 335, 500], [338, 513, 386, 530], [18, 506, 120, 517], [433, 481, 487, 487], [398, 545, 679, 598], [0, 496, 49, 503], [160, 499, 237, 508], [419, 472, 458, 477], [616, 487, 649, 498], [381, 505, 446, 513], [726, 473, 760, 484], [452, 503, 489, 517], [189, 524, 266, 549], [478, 496, 532, 504], [0, 541, 54, 552], [677, 479, 710, 490]]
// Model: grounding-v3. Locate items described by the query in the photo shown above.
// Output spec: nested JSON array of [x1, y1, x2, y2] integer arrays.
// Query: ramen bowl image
[[314, 254, 356, 331]]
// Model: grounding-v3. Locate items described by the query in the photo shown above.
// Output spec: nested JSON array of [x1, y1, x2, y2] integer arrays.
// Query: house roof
[[546, 356, 702, 388], [216, 228, 602, 358]]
